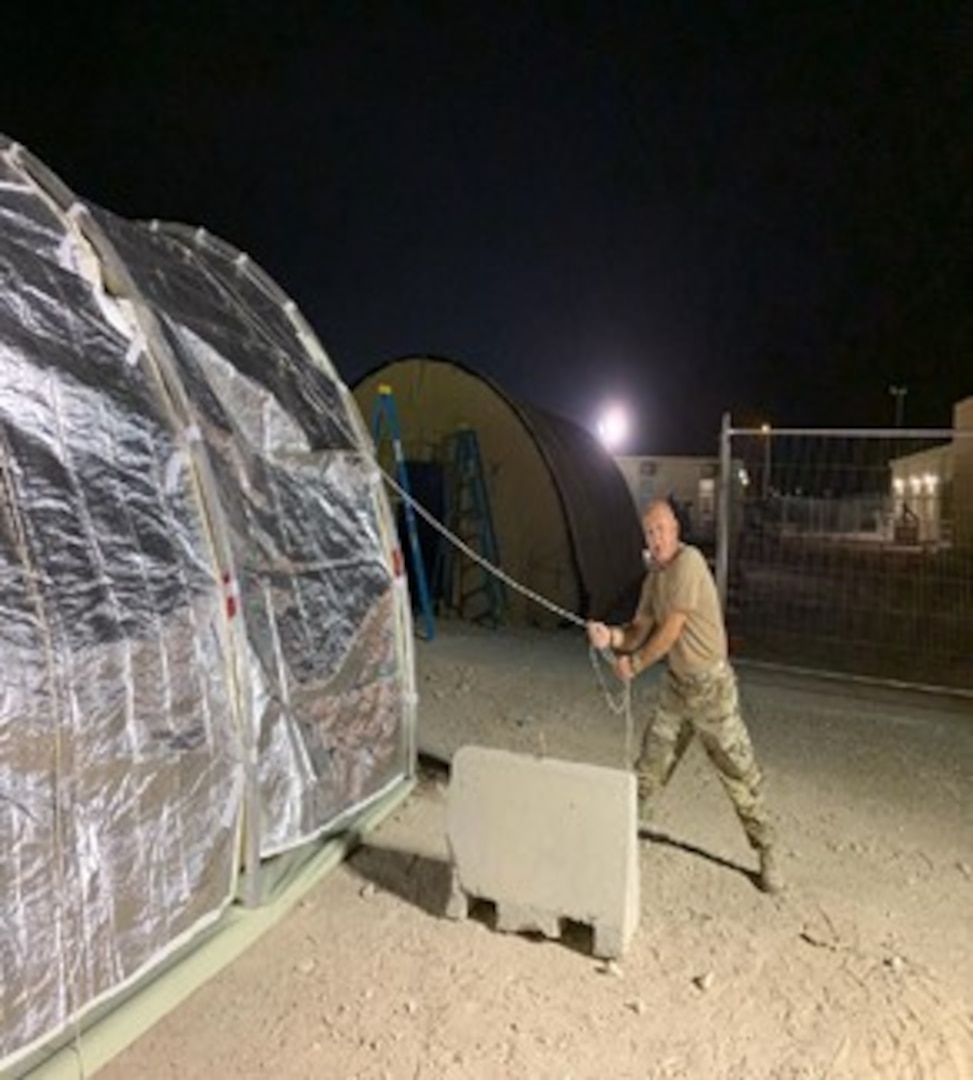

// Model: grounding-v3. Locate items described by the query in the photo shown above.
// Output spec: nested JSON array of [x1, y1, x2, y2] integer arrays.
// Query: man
[[587, 498, 782, 894]]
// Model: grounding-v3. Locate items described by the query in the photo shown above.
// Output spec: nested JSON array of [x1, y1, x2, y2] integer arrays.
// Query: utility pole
[[889, 385, 908, 427]]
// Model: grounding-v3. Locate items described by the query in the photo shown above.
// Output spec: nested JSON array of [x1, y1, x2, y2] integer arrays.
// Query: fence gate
[[716, 414, 973, 694]]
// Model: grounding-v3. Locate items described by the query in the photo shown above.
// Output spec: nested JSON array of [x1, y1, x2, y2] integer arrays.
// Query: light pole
[[760, 422, 771, 499], [889, 385, 908, 427]]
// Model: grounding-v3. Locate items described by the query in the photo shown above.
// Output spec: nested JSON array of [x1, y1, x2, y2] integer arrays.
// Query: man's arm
[[616, 610, 687, 681], [609, 612, 654, 653]]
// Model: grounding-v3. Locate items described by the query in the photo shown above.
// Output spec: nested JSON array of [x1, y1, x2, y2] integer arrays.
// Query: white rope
[[379, 469, 636, 763], [380, 468, 587, 628], [588, 645, 635, 766]]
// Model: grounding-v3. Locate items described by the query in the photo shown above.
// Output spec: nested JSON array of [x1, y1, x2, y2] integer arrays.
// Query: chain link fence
[[716, 418, 973, 695]]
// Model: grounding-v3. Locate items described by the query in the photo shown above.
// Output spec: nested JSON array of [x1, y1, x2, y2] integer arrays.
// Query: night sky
[[5, 4, 970, 452]]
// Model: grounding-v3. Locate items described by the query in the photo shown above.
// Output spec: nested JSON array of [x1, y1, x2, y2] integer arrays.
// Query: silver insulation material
[[0, 137, 415, 1071]]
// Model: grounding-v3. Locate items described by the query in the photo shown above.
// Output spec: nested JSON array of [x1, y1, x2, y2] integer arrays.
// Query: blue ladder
[[439, 427, 506, 625], [371, 385, 436, 640]]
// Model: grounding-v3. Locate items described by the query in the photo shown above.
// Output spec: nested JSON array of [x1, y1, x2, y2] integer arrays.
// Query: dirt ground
[[97, 621, 972, 1079]]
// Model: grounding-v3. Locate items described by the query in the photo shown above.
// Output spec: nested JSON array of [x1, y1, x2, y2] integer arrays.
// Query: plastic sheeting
[[0, 137, 415, 1072]]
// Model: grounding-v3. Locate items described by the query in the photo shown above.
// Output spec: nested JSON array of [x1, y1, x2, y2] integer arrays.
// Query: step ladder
[[371, 385, 435, 640], [438, 427, 506, 626]]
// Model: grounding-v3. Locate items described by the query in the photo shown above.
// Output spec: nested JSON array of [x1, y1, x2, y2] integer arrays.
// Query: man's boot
[[757, 846, 783, 894]]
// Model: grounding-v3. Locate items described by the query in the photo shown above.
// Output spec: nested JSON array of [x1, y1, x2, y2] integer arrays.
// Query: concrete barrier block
[[445, 745, 639, 958]]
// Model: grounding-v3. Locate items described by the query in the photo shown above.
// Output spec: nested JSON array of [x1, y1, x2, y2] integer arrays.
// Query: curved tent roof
[[0, 136, 415, 1072], [354, 356, 644, 626]]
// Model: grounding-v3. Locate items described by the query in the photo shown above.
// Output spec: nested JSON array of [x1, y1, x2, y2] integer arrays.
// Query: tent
[[0, 136, 416, 1073], [353, 356, 645, 626]]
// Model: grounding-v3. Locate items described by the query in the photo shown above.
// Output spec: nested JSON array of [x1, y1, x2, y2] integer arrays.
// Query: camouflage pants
[[635, 663, 775, 851]]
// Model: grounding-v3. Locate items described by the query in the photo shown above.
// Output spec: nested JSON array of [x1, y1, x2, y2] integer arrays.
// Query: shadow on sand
[[346, 843, 599, 956], [639, 826, 762, 891], [347, 844, 453, 917]]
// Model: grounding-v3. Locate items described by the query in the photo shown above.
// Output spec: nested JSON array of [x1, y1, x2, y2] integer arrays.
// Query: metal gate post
[[716, 411, 732, 608]]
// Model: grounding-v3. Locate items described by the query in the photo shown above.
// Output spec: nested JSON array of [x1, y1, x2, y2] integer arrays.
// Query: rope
[[588, 645, 636, 766], [380, 469, 587, 628], [377, 468, 636, 762]]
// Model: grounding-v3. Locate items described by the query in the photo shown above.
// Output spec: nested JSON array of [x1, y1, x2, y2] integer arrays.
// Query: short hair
[[642, 499, 678, 528]]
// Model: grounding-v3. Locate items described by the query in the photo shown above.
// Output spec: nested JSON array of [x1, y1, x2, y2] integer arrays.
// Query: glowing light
[[596, 403, 630, 450]]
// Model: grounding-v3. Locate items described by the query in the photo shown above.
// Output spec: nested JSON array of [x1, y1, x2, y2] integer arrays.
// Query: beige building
[[890, 443, 952, 543], [889, 395, 973, 547], [954, 396, 973, 548]]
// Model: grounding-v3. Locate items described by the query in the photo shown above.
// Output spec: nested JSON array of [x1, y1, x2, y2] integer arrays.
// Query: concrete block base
[[445, 745, 639, 959]]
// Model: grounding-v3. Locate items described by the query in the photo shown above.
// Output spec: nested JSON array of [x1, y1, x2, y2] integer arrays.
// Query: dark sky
[[5, 3, 971, 452]]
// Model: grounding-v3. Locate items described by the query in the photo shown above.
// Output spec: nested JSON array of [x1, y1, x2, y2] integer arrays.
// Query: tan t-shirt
[[636, 544, 727, 677]]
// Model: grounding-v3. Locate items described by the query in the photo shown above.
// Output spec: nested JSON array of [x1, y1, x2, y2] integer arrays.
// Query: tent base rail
[[13, 776, 415, 1080], [237, 776, 416, 908]]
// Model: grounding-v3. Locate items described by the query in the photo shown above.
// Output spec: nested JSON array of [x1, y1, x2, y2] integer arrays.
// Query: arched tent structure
[[0, 136, 416, 1073], [353, 356, 644, 626]]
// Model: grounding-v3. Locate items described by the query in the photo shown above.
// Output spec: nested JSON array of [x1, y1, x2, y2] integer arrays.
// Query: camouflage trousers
[[634, 662, 775, 851]]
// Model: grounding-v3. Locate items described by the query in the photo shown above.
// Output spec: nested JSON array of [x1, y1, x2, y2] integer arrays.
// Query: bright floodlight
[[596, 403, 629, 450]]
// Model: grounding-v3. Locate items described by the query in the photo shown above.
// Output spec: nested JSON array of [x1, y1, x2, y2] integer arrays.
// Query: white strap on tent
[[163, 450, 186, 495], [124, 330, 147, 367], [162, 427, 202, 493], [3, 141, 25, 166]]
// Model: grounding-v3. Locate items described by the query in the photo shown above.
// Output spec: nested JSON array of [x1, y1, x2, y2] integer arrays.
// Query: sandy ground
[[95, 621, 972, 1079]]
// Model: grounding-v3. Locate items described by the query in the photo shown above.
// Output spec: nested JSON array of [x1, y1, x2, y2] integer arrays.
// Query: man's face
[[643, 505, 680, 565]]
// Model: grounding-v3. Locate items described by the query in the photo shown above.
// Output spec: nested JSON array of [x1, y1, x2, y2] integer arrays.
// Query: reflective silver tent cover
[[0, 136, 416, 1071]]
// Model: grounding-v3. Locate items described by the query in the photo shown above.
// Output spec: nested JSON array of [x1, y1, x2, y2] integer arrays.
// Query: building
[[889, 395, 973, 547], [889, 443, 952, 543]]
